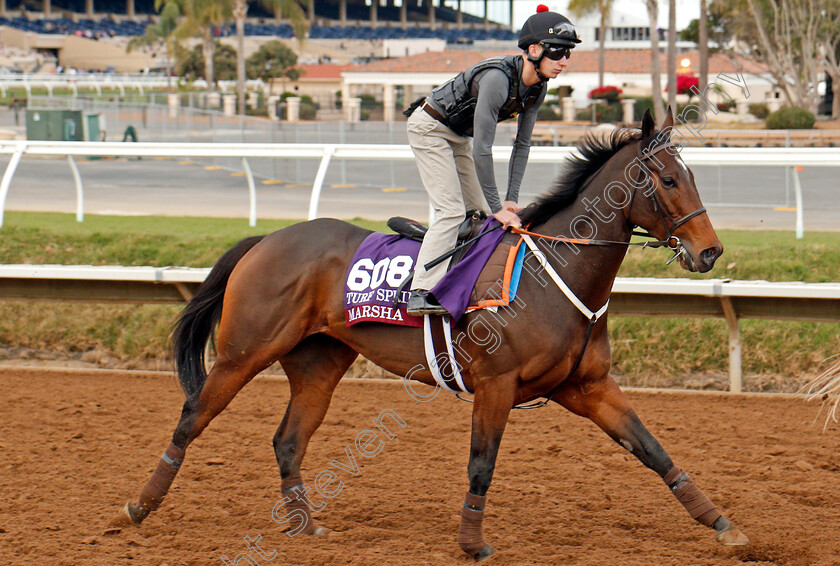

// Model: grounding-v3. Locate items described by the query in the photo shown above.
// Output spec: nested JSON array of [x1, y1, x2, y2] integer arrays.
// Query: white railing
[[0, 74, 264, 96], [0, 264, 839, 392], [1, 141, 837, 232]]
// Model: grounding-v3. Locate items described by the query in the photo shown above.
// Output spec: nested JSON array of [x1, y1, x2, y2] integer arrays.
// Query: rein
[[511, 226, 678, 250]]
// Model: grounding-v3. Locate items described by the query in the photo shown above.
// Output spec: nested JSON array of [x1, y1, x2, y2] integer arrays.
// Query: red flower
[[588, 86, 623, 101], [667, 74, 700, 95]]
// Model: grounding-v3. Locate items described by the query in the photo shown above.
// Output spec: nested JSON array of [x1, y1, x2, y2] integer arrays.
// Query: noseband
[[630, 139, 707, 257]]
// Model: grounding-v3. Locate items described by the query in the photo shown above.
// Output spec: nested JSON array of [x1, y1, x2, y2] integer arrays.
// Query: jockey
[[405, 4, 580, 316]]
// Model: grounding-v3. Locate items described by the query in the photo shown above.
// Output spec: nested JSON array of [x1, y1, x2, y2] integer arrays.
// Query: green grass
[[3, 211, 839, 280], [0, 212, 388, 267], [1, 211, 838, 390], [619, 230, 840, 283]]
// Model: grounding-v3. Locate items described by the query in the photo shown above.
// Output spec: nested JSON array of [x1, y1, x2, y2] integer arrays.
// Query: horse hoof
[[110, 503, 142, 528], [474, 544, 496, 561], [715, 524, 749, 546]]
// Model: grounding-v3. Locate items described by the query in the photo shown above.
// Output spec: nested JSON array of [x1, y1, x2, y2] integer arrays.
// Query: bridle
[[627, 137, 707, 265]]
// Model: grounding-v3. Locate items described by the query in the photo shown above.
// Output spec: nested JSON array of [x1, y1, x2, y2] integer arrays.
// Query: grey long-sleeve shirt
[[471, 69, 546, 214]]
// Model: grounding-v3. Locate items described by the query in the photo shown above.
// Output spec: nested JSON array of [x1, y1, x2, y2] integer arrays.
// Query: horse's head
[[627, 108, 723, 273]]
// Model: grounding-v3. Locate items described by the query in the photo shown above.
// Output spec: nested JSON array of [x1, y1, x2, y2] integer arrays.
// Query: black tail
[[172, 235, 265, 398]]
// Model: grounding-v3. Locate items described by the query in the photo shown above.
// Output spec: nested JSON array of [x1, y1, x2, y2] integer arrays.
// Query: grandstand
[[0, 1, 519, 73], [0, 15, 148, 37], [0, 0, 516, 41]]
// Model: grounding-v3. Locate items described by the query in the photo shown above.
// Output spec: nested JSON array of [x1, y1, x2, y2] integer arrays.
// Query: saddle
[[387, 209, 487, 246], [386, 210, 488, 305]]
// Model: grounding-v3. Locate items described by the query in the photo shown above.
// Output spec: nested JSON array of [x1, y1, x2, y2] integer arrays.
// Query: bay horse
[[114, 109, 749, 558]]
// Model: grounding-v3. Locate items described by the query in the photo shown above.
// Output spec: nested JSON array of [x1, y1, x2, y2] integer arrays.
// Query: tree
[[176, 42, 237, 82], [245, 39, 301, 95], [127, 0, 182, 91], [698, 0, 709, 99], [234, 0, 309, 115], [710, 0, 822, 113], [744, 0, 820, 113], [680, 9, 732, 97], [174, 0, 231, 89], [568, 0, 613, 88], [817, 1, 840, 117], [666, 0, 677, 111], [645, 0, 665, 122], [678, 12, 731, 47]]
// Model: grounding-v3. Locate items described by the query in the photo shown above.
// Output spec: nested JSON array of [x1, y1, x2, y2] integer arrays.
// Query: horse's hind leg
[[270, 335, 358, 536], [114, 319, 298, 527], [551, 375, 749, 546], [114, 355, 273, 526]]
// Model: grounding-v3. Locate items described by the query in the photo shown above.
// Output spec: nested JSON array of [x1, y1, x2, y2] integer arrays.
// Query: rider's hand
[[494, 208, 521, 230], [502, 200, 522, 214]]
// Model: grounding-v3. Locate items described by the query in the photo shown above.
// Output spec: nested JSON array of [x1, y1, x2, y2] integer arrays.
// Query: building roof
[[348, 50, 516, 74], [345, 49, 768, 76], [568, 49, 768, 75], [675, 51, 769, 75], [297, 64, 352, 80]]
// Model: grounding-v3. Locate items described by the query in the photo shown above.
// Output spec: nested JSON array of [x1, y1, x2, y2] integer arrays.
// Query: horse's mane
[[520, 127, 644, 228]]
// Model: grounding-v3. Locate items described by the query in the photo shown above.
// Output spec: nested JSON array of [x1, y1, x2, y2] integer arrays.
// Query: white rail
[[0, 141, 837, 233], [1, 264, 838, 393], [0, 75, 264, 96]]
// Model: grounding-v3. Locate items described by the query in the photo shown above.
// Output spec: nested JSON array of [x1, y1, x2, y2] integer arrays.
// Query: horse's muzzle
[[696, 244, 723, 272], [679, 243, 722, 273]]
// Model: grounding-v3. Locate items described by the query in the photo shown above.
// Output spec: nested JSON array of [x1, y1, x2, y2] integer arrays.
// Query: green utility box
[[26, 109, 101, 141]]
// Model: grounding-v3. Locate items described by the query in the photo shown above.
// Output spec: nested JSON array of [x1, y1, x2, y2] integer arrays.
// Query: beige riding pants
[[406, 107, 490, 291]]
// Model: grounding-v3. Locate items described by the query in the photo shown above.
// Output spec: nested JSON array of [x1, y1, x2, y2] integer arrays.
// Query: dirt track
[[1, 367, 839, 566]]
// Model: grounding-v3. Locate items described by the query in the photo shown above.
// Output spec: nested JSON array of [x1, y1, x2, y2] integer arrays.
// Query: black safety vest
[[428, 55, 545, 137]]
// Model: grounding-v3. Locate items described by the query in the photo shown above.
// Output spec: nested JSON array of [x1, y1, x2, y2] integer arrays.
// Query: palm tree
[[568, 0, 614, 88], [176, 0, 231, 90], [698, 0, 709, 97], [127, 0, 182, 92], [666, 0, 676, 111], [233, 0, 309, 115], [645, 0, 665, 122]]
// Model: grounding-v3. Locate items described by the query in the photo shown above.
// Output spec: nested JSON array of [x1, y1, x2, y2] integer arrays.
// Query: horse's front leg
[[459, 375, 517, 561], [552, 374, 749, 546]]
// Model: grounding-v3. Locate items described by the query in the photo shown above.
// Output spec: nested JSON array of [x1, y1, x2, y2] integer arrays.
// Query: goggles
[[541, 44, 572, 60], [547, 22, 580, 42]]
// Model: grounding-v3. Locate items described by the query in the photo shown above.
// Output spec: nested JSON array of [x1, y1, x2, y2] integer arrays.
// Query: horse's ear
[[661, 105, 675, 129], [641, 109, 655, 137]]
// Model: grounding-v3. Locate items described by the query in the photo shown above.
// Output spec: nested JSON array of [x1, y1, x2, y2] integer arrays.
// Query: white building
[[342, 48, 774, 117], [571, 7, 696, 52]]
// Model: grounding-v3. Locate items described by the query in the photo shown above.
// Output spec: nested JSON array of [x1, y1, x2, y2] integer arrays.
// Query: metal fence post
[[67, 155, 84, 223], [308, 146, 335, 220], [241, 157, 257, 227], [791, 165, 804, 239], [0, 146, 25, 228]]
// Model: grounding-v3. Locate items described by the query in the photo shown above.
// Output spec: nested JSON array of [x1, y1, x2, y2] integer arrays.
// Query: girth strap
[[520, 234, 609, 322], [423, 314, 470, 394]]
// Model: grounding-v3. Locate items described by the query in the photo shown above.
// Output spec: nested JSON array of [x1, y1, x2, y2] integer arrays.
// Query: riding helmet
[[518, 4, 582, 50]]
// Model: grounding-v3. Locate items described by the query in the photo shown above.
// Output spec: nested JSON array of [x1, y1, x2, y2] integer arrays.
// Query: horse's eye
[[662, 177, 676, 188]]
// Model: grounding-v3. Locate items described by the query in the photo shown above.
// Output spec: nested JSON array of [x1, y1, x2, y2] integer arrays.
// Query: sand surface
[[1, 367, 839, 565]]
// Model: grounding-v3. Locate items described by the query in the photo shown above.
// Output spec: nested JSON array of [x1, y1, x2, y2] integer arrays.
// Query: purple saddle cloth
[[344, 218, 506, 327]]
